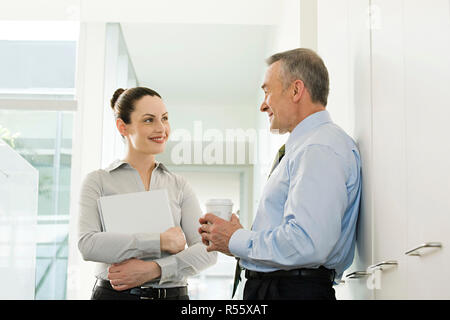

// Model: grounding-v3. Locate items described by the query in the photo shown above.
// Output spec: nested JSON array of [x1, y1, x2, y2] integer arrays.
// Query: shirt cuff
[[154, 255, 178, 284], [229, 229, 254, 259], [135, 233, 161, 258]]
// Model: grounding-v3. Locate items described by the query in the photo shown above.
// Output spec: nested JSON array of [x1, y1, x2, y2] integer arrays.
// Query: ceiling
[[121, 23, 276, 108]]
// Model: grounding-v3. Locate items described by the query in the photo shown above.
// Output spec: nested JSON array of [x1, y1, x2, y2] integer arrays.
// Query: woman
[[78, 87, 217, 300]]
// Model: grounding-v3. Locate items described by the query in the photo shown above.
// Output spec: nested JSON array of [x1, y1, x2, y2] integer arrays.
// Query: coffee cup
[[205, 199, 233, 221]]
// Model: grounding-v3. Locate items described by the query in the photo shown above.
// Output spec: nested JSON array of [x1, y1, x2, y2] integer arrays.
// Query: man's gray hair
[[266, 48, 329, 106]]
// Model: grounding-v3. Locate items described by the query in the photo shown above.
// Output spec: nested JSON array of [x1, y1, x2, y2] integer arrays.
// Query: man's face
[[260, 61, 292, 134]]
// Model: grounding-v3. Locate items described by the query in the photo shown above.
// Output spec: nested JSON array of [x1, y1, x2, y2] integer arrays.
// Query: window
[[0, 21, 79, 299]]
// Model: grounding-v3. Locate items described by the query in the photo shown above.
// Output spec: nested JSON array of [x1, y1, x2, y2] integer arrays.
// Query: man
[[199, 48, 362, 300]]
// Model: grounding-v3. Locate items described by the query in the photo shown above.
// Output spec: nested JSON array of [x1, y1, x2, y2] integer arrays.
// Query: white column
[[66, 22, 106, 300]]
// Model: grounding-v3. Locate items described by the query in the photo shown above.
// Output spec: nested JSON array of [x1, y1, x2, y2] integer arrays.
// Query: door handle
[[405, 242, 442, 256], [345, 271, 370, 279], [368, 260, 398, 271]]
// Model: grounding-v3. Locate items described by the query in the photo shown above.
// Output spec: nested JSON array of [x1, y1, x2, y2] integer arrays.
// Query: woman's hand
[[160, 226, 186, 254], [107, 259, 161, 291]]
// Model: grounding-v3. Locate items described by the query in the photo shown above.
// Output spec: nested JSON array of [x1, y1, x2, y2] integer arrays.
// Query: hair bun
[[110, 88, 126, 110]]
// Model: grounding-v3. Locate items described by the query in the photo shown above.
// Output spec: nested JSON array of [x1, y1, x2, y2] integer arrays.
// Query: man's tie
[[268, 144, 286, 179], [231, 144, 286, 298]]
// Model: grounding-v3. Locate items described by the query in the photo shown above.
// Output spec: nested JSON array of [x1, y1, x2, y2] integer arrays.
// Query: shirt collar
[[285, 110, 332, 152], [105, 159, 169, 173]]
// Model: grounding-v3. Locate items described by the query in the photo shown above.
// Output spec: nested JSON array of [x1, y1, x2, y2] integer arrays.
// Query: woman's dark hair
[[110, 87, 162, 124]]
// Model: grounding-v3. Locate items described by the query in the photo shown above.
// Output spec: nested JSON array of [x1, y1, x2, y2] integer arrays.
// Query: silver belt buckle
[[138, 286, 167, 299], [139, 285, 154, 300], [158, 288, 167, 299]]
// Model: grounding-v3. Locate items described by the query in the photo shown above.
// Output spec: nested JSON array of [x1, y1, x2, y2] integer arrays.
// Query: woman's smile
[[149, 135, 167, 144]]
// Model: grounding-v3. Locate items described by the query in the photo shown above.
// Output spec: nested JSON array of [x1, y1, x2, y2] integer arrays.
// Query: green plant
[[0, 125, 20, 148]]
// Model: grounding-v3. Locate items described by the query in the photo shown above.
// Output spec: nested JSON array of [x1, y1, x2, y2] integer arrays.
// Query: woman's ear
[[116, 118, 128, 137], [292, 79, 305, 103]]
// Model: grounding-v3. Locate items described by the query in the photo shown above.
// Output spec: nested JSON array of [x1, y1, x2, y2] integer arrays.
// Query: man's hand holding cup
[[198, 199, 243, 255]]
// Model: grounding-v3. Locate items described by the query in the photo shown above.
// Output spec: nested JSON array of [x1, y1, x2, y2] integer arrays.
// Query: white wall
[[0, 0, 81, 21], [317, 0, 357, 138], [80, 0, 282, 25], [168, 103, 257, 134]]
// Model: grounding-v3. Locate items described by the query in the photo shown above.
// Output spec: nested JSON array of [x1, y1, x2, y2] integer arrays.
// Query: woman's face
[[120, 95, 170, 155]]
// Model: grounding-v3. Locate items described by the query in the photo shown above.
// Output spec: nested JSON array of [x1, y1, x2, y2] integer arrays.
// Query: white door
[[403, 0, 450, 299], [371, 0, 408, 299], [345, 0, 375, 300]]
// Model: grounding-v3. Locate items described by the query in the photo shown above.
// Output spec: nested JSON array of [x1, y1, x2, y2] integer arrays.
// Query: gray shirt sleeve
[[153, 178, 217, 284], [77, 171, 162, 264]]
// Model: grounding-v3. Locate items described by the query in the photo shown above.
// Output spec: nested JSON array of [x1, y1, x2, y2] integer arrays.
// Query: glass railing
[[0, 110, 74, 299], [0, 138, 39, 299]]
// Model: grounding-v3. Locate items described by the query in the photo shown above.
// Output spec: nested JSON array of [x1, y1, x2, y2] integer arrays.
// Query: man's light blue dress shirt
[[228, 110, 362, 281]]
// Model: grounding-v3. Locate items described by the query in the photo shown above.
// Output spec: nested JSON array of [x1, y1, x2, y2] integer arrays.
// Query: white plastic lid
[[205, 199, 233, 206]]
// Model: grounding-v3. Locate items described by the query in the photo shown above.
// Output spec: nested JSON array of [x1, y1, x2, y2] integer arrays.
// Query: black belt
[[245, 266, 335, 282], [95, 279, 188, 300]]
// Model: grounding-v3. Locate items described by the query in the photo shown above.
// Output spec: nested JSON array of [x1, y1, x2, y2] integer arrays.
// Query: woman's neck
[[123, 149, 156, 176]]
